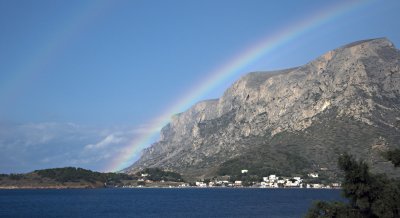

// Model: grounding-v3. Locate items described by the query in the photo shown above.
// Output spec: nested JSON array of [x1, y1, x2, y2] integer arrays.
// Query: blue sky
[[0, 0, 399, 173]]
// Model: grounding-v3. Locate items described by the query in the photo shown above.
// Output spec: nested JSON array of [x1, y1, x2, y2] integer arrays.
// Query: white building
[[293, 177, 302, 182], [195, 182, 207, 187], [234, 181, 243, 186], [311, 183, 323, 188], [241, 169, 248, 174], [269, 175, 277, 181], [308, 173, 319, 178]]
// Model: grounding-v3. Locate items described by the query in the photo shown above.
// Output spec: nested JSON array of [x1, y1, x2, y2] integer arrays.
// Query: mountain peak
[[341, 37, 393, 49], [126, 38, 400, 180]]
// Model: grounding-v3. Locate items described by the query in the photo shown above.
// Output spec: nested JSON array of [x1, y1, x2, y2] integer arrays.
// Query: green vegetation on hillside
[[0, 167, 136, 188], [306, 153, 400, 218], [214, 112, 400, 181], [384, 149, 400, 167], [34, 167, 135, 184], [137, 168, 184, 182], [35, 167, 103, 183], [0, 167, 186, 188], [216, 132, 313, 179]]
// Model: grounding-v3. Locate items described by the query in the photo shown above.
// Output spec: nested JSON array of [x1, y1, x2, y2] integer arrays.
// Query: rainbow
[[107, 0, 374, 172]]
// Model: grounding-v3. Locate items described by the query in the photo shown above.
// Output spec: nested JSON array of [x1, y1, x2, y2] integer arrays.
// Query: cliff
[[126, 38, 400, 180]]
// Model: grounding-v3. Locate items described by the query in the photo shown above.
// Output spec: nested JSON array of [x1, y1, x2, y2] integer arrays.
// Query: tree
[[306, 153, 400, 218], [138, 168, 184, 182], [384, 149, 400, 167], [306, 201, 361, 218]]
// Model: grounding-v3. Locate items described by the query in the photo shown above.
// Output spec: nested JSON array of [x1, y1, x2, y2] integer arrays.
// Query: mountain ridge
[[125, 38, 400, 180]]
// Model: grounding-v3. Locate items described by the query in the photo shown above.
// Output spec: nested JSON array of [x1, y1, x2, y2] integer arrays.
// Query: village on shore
[[0, 167, 341, 189], [122, 169, 341, 189]]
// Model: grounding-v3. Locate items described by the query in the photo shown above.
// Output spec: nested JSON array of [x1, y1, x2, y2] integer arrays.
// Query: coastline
[[0, 185, 102, 190], [0, 185, 342, 190]]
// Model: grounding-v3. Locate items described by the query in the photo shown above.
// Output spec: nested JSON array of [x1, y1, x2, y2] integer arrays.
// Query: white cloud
[[0, 121, 164, 173], [84, 134, 123, 150]]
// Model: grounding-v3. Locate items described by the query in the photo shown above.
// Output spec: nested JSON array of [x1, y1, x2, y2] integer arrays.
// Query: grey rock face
[[126, 38, 400, 179]]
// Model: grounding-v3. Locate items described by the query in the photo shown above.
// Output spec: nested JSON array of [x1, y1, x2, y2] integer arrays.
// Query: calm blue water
[[0, 188, 342, 218]]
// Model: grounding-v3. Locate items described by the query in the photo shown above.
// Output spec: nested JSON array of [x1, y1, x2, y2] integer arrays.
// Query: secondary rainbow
[[0, 2, 110, 105], [106, 0, 373, 172]]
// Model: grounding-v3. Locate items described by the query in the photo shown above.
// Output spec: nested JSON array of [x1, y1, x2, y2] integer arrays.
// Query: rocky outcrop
[[125, 38, 400, 179]]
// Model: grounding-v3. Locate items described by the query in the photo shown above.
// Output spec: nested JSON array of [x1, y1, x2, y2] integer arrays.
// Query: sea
[[0, 188, 342, 218]]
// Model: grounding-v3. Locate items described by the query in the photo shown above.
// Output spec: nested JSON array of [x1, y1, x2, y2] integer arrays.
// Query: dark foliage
[[137, 181, 146, 186], [306, 201, 362, 218], [217, 149, 309, 179], [306, 153, 400, 218], [103, 172, 136, 184], [384, 149, 400, 167], [9, 174, 24, 180], [35, 167, 104, 183], [34, 167, 134, 184], [215, 114, 400, 182], [137, 168, 183, 182], [217, 157, 280, 179]]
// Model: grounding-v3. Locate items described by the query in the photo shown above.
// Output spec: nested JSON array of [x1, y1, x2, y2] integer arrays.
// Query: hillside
[[125, 38, 400, 181], [0, 167, 134, 189]]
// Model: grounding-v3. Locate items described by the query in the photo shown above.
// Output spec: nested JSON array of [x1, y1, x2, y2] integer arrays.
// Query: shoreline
[[0, 186, 341, 190], [0, 185, 103, 189]]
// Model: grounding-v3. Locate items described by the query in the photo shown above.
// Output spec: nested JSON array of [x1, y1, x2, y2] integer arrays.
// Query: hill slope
[[0, 167, 134, 189], [125, 38, 400, 180]]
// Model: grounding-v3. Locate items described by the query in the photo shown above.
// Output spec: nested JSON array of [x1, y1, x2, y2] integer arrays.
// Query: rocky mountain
[[125, 38, 400, 180]]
